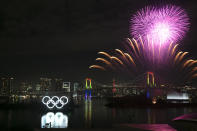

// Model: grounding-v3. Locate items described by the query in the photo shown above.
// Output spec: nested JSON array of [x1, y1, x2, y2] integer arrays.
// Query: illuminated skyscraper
[[35, 83, 41, 91], [62, 82, 70, 92]]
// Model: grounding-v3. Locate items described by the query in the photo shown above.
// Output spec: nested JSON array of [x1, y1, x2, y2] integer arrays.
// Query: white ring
[[42, 96, 69, 109], [42, 96, 50, 105]]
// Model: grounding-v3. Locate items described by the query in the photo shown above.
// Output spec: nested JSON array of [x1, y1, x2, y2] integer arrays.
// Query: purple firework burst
[[130, 5, 189, 46]]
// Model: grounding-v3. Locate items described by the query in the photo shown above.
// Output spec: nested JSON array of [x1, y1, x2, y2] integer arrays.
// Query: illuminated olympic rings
[[42, 96, 68, 109]]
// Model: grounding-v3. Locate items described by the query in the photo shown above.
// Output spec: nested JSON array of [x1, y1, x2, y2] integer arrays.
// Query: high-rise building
[[40, 78, 52, 91], [26, 82, 33, 93], [18, 81, 34, 94], [35, 83, 41, 91], [74, 82, 79, 92], [62, 82, 70, 92], [0, 77, 14, 95], [54, 78, 63, 91], [19, 82, 28, 93]]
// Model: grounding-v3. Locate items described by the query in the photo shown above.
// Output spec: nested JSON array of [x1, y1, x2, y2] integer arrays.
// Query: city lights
[[167, 92, 189, 100]]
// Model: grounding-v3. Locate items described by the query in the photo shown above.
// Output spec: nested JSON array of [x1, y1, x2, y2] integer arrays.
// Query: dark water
[[0, 99, 197, 130]]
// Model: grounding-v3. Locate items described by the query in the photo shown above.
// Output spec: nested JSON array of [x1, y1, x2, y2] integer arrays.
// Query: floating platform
[[105, 95, 197, 108]]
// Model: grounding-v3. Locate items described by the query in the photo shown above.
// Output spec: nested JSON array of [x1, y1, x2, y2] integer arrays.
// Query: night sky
[[0, 0, 197, 83]]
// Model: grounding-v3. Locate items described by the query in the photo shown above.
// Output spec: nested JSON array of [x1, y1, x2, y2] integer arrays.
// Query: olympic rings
[[42, 96, 68, 109]]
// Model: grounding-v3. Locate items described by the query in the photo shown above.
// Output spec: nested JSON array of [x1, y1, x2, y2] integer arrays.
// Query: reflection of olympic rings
[[42, 96, 68, 109]]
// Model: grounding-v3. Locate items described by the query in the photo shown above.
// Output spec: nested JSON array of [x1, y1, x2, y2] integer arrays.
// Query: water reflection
[[147, 108, 156, 124], [112, 108, 116, 119], [0, 99, 197, 130], [41, 112, 68, 128], [84, 96, 92, 128], [123, 124, 176, 131]]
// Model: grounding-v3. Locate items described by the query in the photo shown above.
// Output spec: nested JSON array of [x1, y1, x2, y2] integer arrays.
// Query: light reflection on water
[[0, 99, 197, 130], [41, 112, 68, 128], [84, 97, 92, 128]]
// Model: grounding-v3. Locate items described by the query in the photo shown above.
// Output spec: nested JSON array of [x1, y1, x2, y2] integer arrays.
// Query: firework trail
[[183, 60, 195, 68], [98, 52, 111, 59], [187, 60, 197, 68], [111, 56, 124, 65], [177, 52, 189, 64], [174, 51, 183, 64], [89, 37, 197, 83], [96, 58, 111, 66], [115, 49, 126, 58], [127, 38, 139, 58], [171, 44, 179, 57], [89, 65, 106, 71], [124, 53, 136, 66], [188, 67, 197, 77]]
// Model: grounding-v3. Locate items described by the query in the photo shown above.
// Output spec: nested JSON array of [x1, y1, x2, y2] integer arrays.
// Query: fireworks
[[89, 4, 196, 84], [130, 5, 189, 46], [89, 37, 197, 83]]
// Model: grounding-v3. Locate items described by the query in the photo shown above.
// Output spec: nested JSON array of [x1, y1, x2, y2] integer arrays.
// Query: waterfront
[[0, 98, 197, 130]]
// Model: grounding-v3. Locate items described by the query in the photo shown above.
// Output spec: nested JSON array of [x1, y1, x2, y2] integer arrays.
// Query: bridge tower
[[147, 72, 156, 88], [86, 78, 92, 89], [85, 78, 92, 99], [146, 72, 156, 99]]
